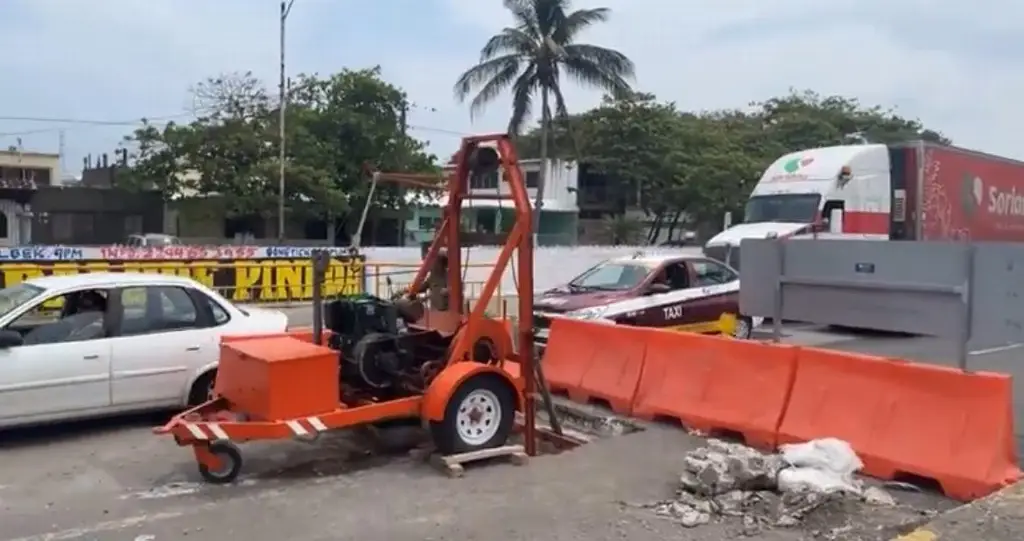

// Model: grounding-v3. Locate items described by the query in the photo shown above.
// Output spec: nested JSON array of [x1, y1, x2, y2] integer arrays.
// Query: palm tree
[[453, 0, 634, 235]]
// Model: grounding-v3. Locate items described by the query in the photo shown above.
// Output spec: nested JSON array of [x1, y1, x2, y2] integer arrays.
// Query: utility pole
[[278, 0, 295, 242]]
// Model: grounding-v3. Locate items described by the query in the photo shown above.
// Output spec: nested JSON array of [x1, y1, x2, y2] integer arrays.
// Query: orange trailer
[[154, 134, 540, 483]]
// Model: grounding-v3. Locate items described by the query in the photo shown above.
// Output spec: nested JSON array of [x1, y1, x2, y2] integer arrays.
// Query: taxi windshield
[[569, 261, 653, 291], [0, 283, 45, 319]]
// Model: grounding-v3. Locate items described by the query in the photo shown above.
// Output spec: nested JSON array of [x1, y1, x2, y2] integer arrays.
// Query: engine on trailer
[[324, 295, 448, 398]]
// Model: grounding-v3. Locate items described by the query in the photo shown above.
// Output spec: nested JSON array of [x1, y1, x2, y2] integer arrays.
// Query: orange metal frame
[[155, 134, 540, 467]]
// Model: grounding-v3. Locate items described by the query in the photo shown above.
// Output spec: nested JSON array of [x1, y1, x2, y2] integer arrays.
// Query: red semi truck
[[703, 141, 1024, 266]]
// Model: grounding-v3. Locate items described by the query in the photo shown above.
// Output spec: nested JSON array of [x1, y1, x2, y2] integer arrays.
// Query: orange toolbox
[[216, 336, 340, 420]]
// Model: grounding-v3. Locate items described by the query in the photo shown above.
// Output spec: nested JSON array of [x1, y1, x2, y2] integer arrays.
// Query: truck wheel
[[430, 373, 515, 456], [733, 317, 753, 340]]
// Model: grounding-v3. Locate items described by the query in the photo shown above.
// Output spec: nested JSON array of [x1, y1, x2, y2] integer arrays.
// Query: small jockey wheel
[[196, 440, 243, 484]]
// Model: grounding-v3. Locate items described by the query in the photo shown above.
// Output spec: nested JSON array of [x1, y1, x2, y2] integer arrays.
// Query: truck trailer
[[703, 141, 1024, 267]]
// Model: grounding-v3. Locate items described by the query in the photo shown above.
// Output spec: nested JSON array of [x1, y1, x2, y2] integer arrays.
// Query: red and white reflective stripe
[[184, 422, 230, 441], [285, 416, 329, 437]]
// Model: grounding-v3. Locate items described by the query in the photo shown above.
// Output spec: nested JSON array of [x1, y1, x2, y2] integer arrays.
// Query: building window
[[525, 171, 539, 188], [470, 171, 498, 190], [0, 213, 8, 238], [52, 214, 73, 242], [418, 216, 441, 231], [124, 214, 144, 235], [51, 213, 95, 243]]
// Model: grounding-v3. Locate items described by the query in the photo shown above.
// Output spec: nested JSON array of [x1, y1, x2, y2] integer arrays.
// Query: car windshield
[[569, 261, 653, 291], [744, 194, 822, 224], [0, 283, 45, 319]]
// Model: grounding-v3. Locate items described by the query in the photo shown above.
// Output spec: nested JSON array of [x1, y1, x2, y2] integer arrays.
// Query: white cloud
[[1, 0, 1023, 171]]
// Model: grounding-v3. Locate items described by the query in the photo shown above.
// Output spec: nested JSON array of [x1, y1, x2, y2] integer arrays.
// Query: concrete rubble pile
[[646, 438, 895, 533]]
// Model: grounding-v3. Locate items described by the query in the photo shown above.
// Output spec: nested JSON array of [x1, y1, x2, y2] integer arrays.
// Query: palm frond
[[532, 0, 570, 40], [507, 66, 539, 135], [453, 54, 523, 103], [480, 28, 537, 61], [549, 85, 582, 158], [503, 0, 541, 39], [563, 43, 635, 80], [554, 8, 610, 44], [469, 58, 523, 119]]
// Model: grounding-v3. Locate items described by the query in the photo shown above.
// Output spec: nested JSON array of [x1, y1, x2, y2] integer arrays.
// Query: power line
[[0, 111, 206, 139], [0, 105, 477, 144]]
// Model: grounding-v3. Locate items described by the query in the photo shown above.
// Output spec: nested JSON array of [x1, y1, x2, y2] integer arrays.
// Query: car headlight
[[567, 306, 609, 320]]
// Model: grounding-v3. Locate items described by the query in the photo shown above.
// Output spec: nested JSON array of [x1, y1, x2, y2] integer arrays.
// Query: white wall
[[360, 245, 703, 297]]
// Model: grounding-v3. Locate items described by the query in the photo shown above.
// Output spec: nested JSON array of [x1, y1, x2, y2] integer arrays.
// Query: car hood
[[705, 222, 810, 247], [534, 288, 632, 313]]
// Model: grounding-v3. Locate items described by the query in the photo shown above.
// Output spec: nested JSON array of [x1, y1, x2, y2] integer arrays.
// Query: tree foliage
[[453, 0, 634, 135], [513, 89, 951, 240], [118, 68, 438, 229]]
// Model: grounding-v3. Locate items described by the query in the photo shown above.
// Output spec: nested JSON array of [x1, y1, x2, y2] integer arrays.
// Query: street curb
[[892, 479, 1024, 540]]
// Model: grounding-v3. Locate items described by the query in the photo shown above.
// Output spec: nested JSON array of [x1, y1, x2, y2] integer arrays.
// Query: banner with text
[[0, 257, 365, 303], [0, 245, 361, 262]]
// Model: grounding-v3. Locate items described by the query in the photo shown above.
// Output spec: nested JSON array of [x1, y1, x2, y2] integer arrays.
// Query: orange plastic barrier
[[541, 318, 647, 414], [632, 330, 797, 449], [777, 347, 1021, 501]]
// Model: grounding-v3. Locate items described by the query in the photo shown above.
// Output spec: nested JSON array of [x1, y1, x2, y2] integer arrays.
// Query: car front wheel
[[733, 316, 754, 340]]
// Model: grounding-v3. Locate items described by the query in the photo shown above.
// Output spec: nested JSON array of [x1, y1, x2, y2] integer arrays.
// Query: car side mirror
[[0, 330, 24, 348], [647, 283, 672, 295]]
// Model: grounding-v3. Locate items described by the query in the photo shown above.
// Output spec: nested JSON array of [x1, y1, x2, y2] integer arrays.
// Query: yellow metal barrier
[[0, 257, 364, 307]]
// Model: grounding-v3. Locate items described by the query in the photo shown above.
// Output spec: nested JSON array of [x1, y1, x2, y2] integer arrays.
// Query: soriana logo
[[976, 176, 1024, 217], [769, 156, 816, 182]]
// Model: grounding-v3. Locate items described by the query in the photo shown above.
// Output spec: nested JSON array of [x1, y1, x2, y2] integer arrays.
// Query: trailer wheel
[[197, 441, 242, 484], [430, 373, 515, 456]]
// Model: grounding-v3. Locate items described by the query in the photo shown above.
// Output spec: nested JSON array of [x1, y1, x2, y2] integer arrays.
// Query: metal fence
[[739, 238, 1024, 370], [360, 261, 515, 319]]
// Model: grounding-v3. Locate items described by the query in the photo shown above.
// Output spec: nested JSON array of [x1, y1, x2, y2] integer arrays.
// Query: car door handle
[[186, 346, 201, 352], [83, 354, 100, 360]]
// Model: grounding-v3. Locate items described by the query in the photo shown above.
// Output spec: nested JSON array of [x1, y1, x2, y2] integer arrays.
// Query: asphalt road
[[0, 308, 960, 541]]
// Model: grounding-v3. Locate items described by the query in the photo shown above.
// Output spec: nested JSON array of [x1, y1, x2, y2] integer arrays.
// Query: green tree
[[752, 89, 951, 151], [453, 0, 635, 231], [119, 68, 438, 239]]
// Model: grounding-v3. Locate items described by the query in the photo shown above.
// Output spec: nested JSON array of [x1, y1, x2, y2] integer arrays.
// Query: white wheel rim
[[456, 389, 502, 446], [734, 319, 750, 338]]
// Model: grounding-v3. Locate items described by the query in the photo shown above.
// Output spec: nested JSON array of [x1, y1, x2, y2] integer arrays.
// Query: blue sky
[[2, 0, 1023, 179]]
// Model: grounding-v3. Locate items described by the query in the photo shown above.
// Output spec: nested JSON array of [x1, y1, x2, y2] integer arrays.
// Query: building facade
[[0, 150, 60, 245], [406, 158, 580, 246]]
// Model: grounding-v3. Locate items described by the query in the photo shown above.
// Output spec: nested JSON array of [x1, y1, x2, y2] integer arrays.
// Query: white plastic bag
[[776, 438, 863, 494], [780, 438, 863, 475]]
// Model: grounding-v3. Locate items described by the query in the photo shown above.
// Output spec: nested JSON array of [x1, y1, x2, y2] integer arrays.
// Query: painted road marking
[[970, 342, 1024, 356], [5, 511, 184, 541]]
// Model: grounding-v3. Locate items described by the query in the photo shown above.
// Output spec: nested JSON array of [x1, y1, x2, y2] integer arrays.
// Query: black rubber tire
[[187, 370, 217, 406], [197, 441, 243, 484], [429, 373, 515, 456], [733, 316, 754, 340]]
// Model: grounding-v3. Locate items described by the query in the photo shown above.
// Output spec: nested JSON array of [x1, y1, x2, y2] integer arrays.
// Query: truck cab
[[703, 144, 897, 267]]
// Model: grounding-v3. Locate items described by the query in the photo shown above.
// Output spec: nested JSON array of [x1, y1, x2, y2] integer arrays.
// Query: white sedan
[[0, 272, 289, 429]]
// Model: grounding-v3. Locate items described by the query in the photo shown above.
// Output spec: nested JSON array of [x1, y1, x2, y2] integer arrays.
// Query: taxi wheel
[[733, 316, 754, 340]]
